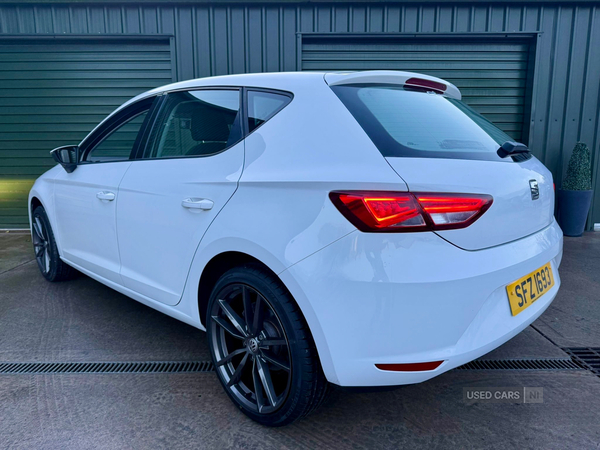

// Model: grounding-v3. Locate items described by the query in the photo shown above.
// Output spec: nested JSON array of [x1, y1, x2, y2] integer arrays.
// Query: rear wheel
[[31, 205, 75, 282], [206, 264, 328, 426]]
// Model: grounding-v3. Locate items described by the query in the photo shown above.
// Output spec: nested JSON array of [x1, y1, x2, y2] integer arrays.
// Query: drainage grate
[[562, 348, 600, 375], [0, 357, 592, 375], [0, 360, 214, 375], [455, 358, 585, 371]]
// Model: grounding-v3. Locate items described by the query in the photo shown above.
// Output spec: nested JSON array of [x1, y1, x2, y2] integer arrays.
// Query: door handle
[[96, 191, 115, 201], [182, 198, 214, 211]]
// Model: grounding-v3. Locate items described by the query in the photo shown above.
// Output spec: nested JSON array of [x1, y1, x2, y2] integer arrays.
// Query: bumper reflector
[[375, 361, 444, 372]]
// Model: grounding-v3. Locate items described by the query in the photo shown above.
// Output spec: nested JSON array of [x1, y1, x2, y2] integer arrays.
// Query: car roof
[[119, 72, 327, 112], [82, 71, 460, 146], [120, 70, 460, 111]]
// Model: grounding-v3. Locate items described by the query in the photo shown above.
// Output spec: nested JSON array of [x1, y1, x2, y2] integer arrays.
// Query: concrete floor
[[1, 231, 599, 449]]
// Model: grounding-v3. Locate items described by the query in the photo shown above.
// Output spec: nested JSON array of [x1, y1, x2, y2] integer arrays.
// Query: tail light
[[329, 191, 493, 232]]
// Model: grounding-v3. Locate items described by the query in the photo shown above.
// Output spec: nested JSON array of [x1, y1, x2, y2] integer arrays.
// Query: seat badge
[[529, 180, 539, 200]]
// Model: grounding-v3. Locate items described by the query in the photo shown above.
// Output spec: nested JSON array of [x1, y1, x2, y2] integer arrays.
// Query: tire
[[31, 205, 76, 282], [206, 264, 329, 426]]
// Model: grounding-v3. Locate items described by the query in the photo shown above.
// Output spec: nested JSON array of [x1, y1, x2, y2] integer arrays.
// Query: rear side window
[[331, 85, 514, 162], [145, 89, 242, 159], [247, 90, 291, 133]]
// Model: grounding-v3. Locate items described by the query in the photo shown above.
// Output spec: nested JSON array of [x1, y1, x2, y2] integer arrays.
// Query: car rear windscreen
[[331, 84, 516, 162]]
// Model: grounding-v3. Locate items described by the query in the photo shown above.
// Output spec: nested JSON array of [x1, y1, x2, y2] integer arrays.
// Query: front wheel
[[31, 205, 75, 282], [206, 264, 328, 426]]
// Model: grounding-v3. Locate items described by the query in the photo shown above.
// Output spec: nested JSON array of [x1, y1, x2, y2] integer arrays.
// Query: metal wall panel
[[0, 38, 173, 227], [0, 3, 598, 227], [301, 36, 532, 141]]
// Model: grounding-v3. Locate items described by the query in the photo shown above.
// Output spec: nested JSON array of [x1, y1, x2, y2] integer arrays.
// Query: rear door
[[116, 88, 244, 305]]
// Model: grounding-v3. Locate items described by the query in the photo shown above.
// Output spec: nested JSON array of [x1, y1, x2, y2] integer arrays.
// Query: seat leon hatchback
[[29, 71, 562, 426]]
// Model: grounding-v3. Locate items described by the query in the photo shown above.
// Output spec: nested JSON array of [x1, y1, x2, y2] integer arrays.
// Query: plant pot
[[557, 189, 593, 236]]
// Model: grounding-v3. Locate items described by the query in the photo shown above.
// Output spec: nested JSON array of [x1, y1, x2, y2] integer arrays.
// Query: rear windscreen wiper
[[497, 141, 530, 158]]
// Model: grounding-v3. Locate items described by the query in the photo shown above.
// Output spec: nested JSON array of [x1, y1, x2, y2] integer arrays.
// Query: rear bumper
[[280, 219, 563, 386]]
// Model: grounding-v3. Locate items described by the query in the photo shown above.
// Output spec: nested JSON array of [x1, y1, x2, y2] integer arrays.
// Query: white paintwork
[[53, 162, 131, 284], [116, 143, 244, 306], [29, 70, 563, 387], [325, 70, 462, 100], [385, 156, 555, 250], [282, 219, 562, 386]]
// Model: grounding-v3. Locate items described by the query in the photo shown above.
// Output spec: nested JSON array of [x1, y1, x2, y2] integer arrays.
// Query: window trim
[[79, 95, 158, 165], [78, 85, 295, 165], [135, 87, 244, 162]]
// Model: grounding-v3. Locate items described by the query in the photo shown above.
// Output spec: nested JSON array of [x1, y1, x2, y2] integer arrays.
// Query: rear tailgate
[[385, 156, 555, 250]]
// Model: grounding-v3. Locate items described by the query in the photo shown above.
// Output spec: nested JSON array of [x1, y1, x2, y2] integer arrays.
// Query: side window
[[145, 89, 241, 159], [85, 110, 149, 163], [247, 90, 291, 133]]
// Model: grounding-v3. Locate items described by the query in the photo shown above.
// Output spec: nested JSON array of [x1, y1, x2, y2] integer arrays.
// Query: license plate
[[506, 263, 555, 316]]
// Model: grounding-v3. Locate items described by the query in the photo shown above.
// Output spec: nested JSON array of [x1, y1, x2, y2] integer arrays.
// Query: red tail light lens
[[416, 194, 493, 229], [329, 191, 492, 232]]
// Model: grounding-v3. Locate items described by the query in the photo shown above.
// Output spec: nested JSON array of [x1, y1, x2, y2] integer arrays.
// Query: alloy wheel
[[32, 215, 51, 274], [210, 283, 292, 414]]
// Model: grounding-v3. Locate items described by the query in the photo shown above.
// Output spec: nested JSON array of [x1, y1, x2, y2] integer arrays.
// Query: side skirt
[[61, 257, 206, 332]]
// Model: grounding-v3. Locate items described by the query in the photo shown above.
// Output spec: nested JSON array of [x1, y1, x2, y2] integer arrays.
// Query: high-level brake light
[[329, 191, 493, 232], [404, 77, 447, 94]]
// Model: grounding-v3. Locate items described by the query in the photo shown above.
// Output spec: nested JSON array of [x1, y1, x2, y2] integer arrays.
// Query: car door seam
[[278, 229, 358, 276], [114, 162, 135, 287]]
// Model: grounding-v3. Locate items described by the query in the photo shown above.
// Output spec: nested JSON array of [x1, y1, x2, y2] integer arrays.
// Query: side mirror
[[51, 145, 79, 173]]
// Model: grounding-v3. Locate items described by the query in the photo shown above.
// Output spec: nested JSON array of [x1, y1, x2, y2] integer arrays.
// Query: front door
[[53, 98, 155, 283], [116, 89, 244, 305]]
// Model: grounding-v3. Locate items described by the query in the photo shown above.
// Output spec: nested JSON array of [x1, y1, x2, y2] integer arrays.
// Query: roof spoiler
[[324, 71, 461, 100]]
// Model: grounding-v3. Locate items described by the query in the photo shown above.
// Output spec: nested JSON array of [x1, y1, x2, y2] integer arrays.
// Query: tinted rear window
[[247, 90, 292, 133], [332, 84, 515, 162]]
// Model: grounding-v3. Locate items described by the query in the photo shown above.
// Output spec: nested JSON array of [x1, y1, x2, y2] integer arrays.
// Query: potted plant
[[557, 142, 594, 236]]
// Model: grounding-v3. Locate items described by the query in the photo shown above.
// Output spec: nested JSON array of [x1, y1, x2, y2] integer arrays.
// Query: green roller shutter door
[[0, 39, 173, 228], [302, 37, 531, 143]]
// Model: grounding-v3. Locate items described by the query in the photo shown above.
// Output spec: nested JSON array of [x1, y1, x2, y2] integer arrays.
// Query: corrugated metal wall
[[0, 40, 173, 227], [301, 37, 533, 142], [0, 2, 599, 226]]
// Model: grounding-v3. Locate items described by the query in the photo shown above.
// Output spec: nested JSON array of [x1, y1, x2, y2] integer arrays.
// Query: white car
[[29, 71, 562, 426]]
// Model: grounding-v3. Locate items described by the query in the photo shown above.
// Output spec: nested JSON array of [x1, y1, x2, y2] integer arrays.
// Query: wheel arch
[[28, 179, 62, 257], [197, 251, 269, 327], [194, 246, 338, 384], [30, 196, 43, 214], [29, 193, 45, 227]]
